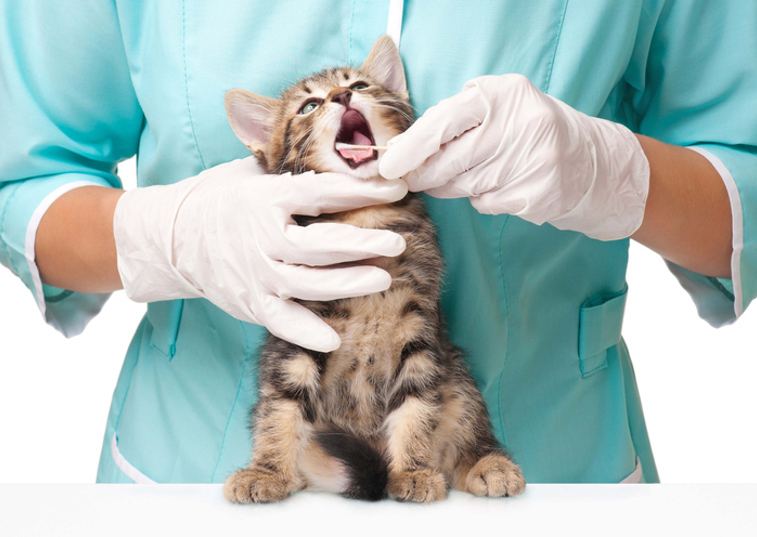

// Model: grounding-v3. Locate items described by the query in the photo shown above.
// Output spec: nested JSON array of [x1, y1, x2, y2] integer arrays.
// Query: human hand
[[114, 157, 408, 352], [380, 74, 649, 240]]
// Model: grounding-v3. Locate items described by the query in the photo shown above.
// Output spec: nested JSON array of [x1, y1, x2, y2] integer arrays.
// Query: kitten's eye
[[350, 83, 369, 91], [299, 101, 320, 115]]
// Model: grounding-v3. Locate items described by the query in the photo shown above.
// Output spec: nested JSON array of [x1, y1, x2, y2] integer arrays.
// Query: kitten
[[223, 36, 525, 503]]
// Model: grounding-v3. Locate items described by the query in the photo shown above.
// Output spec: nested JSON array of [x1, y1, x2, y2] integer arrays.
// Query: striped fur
[[223, 36, 525, 503]]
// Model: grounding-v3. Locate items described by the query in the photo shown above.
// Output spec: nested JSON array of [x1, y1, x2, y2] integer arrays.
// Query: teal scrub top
[[2, 0, 756, 484]]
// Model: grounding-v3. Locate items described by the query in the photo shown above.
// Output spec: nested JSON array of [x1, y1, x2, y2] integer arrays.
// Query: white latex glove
[[380, 75, 650, 240], [114, 157, 408, 352]]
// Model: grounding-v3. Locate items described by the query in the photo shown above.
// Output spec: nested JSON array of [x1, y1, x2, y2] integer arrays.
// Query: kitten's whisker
[[295, 129, 318, 173], [374, 106, 413, 123], [375, 98, 417, 113], [372, 102, 414, 123], [294, 122, 328, 174], [291, 130, 314, 173], [279, 125, 322, 175]]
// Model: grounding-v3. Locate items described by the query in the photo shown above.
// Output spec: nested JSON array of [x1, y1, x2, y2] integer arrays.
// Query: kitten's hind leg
[[440, 360, 526, 498], [384, 360, 447, 502]]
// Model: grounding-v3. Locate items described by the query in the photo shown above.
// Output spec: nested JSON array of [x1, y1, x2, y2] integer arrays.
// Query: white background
[[1, 157, 755, 484]]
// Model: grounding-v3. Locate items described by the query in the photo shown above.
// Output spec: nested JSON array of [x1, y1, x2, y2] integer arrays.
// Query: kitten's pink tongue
[[338, 131, 373, 161]]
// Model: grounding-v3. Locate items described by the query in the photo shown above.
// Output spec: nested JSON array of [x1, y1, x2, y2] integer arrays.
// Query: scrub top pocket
[[578, 286, 629, 378], [146, 300, 184, 360]]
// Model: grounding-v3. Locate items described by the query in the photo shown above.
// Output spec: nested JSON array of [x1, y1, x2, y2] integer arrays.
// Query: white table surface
[[1, 484, 756, 536]]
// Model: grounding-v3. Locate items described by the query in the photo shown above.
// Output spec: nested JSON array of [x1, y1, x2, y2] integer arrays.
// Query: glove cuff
[[113, 183, 202, 302], [551, 118, 650, 241]]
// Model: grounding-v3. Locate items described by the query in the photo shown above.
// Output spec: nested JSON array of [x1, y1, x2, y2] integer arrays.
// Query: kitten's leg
[[224, 348, 321, 503], [441, 366, 525, 498], [224, 397, 312, 503], [383, 341, 447, 503], [457, 451, 526, 498]]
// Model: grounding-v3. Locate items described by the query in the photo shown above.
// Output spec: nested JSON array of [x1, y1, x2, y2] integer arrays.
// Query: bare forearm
[[35, 186, 125, 293], [632, 135, 733, 279]]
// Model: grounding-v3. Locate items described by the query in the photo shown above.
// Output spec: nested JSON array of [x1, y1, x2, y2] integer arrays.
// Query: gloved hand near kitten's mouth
[[379, 74, 650, 241], [114, 157, 408, 352]]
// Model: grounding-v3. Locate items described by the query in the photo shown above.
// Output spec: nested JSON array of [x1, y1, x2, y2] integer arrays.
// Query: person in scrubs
[[1, 0, 754, 485]]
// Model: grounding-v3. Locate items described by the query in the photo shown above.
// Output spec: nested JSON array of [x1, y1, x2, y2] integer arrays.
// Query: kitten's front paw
[[465, 453, 526, 498], [388, 469, 447, 503], [223, 467, 297, 504]]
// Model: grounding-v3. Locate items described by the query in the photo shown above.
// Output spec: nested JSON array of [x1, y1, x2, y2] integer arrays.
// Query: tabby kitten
[[223, 36, 525, 503]]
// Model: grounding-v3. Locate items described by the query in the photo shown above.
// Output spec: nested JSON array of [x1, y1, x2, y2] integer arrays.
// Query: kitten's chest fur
[[298, 194, 444, 436]]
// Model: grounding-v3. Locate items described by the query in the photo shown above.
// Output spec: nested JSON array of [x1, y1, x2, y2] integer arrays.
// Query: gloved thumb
[[379, 83, 488, 185]]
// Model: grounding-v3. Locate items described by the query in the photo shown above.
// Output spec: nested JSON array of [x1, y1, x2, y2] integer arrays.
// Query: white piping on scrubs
[[688, 146, 744, 318], [24, 181, 102, 322], [620, 457, 643, 484], [111, 434, 157, 484], [386, 0, 404, 48]]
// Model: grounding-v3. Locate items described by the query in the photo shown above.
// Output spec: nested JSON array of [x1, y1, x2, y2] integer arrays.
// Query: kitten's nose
[[331, 90, 352, 106]]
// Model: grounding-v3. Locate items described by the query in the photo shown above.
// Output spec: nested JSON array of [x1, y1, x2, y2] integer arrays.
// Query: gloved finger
[[273, 262, 393, 301], [400, 125, 502, 194], [287, 172, 408, 216], [275, 223, 406, 266], [379, 84, 489, 182], [423, 158, 533, 216], [262, 296, 342, 352]]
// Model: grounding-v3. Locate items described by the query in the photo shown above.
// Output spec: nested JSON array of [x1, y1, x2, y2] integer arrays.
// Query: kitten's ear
[[225, 89, 279, 153], [360, 35, 407, 97]]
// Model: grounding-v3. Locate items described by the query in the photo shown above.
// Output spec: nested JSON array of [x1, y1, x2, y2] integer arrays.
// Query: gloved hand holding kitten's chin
[[379, 74, 650, 241], [113, 157, 409, 352]]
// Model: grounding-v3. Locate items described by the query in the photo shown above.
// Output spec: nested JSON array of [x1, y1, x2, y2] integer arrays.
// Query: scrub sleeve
[[0, 1, 143, 336], [627, 1, 757, 326]]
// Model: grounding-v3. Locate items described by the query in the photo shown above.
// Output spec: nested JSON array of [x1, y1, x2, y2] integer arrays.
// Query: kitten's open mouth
[[335, 109, 378, 169]]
